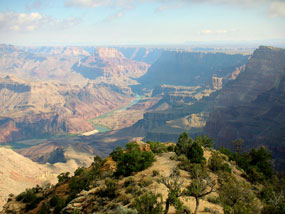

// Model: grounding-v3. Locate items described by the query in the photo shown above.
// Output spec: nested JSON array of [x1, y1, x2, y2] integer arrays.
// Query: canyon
[[1, 44, 285, 210]]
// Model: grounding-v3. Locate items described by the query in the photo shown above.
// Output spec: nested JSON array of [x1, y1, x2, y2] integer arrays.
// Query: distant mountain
[[118, 47, 163, 64], [71, 48, 149, 85], [136, 51, 249, 89]]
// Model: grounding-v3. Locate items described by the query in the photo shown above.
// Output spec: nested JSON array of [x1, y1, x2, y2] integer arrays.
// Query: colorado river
[[83, 94, 142, 135]]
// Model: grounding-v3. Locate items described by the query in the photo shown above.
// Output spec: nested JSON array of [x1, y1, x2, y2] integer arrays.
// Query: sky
[[0, 0, 284, 46]]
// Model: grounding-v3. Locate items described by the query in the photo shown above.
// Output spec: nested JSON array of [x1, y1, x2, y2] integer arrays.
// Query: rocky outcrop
[[210, 76, 223, 90]]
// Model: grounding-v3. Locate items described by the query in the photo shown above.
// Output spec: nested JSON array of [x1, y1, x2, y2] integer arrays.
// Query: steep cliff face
[[214, 46, 285, 106], [137, 51, 249, 89], [204, 46, 285, 169], [0, 113, 67, 143]]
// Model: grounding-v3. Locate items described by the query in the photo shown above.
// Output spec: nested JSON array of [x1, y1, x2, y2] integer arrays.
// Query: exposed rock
[[210, 76, 223, 90], [0, 76, 133, 143], [137, 51, 249, 89], [72, 48, 149, 83], [204, 46, 285, 170], [118, 47, 163, 64], [133, 140, 151, 152], [0, 148, 56, 209]]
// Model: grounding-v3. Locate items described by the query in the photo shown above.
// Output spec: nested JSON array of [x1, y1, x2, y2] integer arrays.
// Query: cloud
[[0, 12, 80, 32], [65, 0, 134, 9], [155, 3, 183, 12], [199, 29, 237, 35], [143, 0, 271, 8], [103, 10, 125, 22], [269, 1, 285, 17], [26, 0, 44, 11]]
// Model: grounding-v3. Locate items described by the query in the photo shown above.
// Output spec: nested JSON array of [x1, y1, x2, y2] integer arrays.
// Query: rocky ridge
[[1, 140, 271, 214]]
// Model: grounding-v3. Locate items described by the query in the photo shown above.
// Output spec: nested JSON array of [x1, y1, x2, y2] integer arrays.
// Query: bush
[[57, 172, 70, 183], [53, 197, 66, 214], [175, 132, 193, 156], [209, 152, 231, 173], [152, 170, 159, 177], [207, 196, 220, 204], [146, 141, 167, 154], [124, 177, 136, 187], [186, 142, 205, 163], [16, 188, 36, 202], [39, 202, 49, 214], [114, 205, 138, 214], [195, 135, 214, 148], [74, 167, 85, 176], [113, 142, 155, 177], [49, 195, 60, 207], [167, 145, 175, 152], [219, 175, 261, 214], [117, 193, 133, 205], [133, 191, 163, 214], [125, 185, 143, 196], [219, 146, 274, 183], [139, 176, 153, 187], [98, 178, 118, 198], [15, 188, 44, 211]]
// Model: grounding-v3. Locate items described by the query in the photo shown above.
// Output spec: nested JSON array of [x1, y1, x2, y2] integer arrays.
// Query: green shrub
[[57, 172, 70, 183], [15, 188, 44, 211], [50, 195, 60, 207], [124, 177, 136, 187], [195, 135, 214, 148], [167, 145, 175, 152], [146, 141, 167, 154], [117, 193, 133, 205], [133, 191, 163, 214], [16, 188, 36, 202], [113, 142, 155, 177], [219, 146, 274, 183], [207, 195, 220, 204], [175, 132, 193, 156], [125, 185, 142, 196], [98, 178, 118, 198], [219, 175, 261, 214], [186, 142, 205, 163], [53, 197, 66, 214], [74, 167, 85, 176], [139, 176, 153, 187], [209, 152, 231, 173], [152, 170, 159, 177], [204, 207, 211, 212], [39, 202, 49, 214], [114, 205, 138, 214]]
